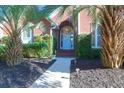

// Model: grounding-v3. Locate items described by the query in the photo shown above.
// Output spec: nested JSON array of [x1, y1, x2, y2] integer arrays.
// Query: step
[[56, 50, 75, 57]]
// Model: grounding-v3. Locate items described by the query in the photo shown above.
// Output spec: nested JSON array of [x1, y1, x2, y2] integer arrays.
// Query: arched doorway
[[60, 26, 74, 50]]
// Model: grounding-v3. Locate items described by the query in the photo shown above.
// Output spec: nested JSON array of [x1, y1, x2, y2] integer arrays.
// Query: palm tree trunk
[[5, 30, 23, 67]]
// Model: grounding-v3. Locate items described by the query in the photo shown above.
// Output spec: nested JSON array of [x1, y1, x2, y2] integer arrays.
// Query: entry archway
[[60, 26, 74, 50]]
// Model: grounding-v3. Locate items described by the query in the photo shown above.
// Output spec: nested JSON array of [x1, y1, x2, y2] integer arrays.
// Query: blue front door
[[60, 32, 74, 50]]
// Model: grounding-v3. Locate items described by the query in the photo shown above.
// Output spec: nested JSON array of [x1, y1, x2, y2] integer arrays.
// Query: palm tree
[[98, 6, 124, 68], [47, 5, 124, 69], [0, 5, 48, 67]]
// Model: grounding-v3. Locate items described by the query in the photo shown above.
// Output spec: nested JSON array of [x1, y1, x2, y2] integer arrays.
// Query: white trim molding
[[0, 30, 3, 39], [21, 27, 33, 44], [78, 12, 80, 35], [91, 23, 101, 49]]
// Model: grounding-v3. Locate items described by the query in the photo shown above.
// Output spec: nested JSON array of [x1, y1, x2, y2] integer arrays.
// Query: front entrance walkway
[[30, 57, 75, 88]]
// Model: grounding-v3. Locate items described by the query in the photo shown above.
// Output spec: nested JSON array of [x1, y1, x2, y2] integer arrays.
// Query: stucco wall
[[79, 10, 91, 34], [51, 11, 69, 25]]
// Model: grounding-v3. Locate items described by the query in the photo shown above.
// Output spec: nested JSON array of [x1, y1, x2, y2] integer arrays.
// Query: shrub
[[76, 34, 101, 59], [0, 36, 9, 45], [33, 34, 54, 56], [23, 35, 53, 58], [31, 42, 49, 58], [33, 36, 42, 42], [42, 34, 53, 56], [53, 37, 57, 55], [22, 43, 33, 58], [0, 45, 5, 60], [0, 34, 54, 59]]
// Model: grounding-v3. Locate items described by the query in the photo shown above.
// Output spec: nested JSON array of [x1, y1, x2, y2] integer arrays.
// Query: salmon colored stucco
[[33, 18, 51, 36], [50, 10, 91, 34], [79, 10, 91, 34], [0, 23, 12, 37], [51, 11, 70, 25], [33, 28, 42, 36]]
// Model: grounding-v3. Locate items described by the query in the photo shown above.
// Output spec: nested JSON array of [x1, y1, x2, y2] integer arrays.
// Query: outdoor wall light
[[76, 68, 80, 77]]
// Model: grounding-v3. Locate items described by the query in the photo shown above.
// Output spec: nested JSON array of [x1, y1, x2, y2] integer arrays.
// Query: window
[[21, 26, 32, 44], [91, 23, 101, 48], [23, 27, 31, 38], [0, 31, 3, 39]]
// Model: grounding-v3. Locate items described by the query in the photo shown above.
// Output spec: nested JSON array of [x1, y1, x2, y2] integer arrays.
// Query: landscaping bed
[[70, 59, 124, 88], [0, 58, 55, 88]]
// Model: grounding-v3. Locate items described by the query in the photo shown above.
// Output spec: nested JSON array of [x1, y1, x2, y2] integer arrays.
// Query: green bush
[[0, 36, 9, 45], [34, 36, 42, 42], [53, 37, 57, 55], [0, 35, 54, 59], [23, 43, 33, 58], [42, 34, 53, 56], [23, 34, 54, 58], [76, 34, 101, 59], [0, 45, 6, 60], [23, 42, 48, 58]]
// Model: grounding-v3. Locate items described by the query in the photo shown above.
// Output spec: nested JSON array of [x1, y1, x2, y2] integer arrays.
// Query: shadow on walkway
[[30, 57, 75, 88]]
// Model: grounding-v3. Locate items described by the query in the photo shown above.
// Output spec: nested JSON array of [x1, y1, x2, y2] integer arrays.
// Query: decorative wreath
[[61, 26, 73, 33]]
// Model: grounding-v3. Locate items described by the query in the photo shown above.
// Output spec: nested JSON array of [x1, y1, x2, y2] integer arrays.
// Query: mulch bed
[[0, 58, 55, 88], [70, 59, 124, 88]]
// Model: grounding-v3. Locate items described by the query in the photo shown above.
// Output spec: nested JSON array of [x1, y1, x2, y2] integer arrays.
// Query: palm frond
[[39, 5, 61, 18]]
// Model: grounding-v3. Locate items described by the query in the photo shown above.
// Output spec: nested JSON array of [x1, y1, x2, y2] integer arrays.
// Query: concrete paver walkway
[[30, 57, 75, 88]]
